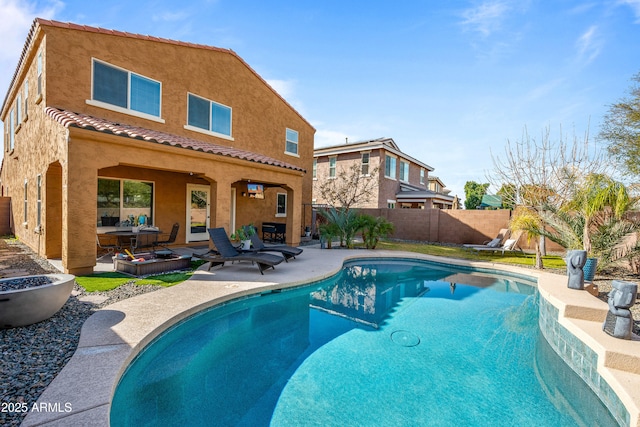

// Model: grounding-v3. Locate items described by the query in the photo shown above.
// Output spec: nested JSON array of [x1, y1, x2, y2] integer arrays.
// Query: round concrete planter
[[0, 273, 75, 328]]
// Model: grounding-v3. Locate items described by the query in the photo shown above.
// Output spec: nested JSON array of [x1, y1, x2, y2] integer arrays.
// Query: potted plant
[[231, 225, 256, 250]]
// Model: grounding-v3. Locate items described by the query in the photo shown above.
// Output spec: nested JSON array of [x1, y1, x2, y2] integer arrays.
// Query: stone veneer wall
[[539, 296, 629, 426]]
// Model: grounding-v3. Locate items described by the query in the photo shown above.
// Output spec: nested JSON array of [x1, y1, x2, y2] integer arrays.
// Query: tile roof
[[45, 107, 305, 172]]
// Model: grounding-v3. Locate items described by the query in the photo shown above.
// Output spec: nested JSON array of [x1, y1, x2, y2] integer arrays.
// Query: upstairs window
[[36, 51, 42, 98], [285, 128, 298, 155], [312, 158, 317, 179], [187, 93, 232, 137], [385, 155, 396, 179], [329, 156, 336, 178], [420, 168, 425, 185], [399, 161, 409, 181], [361, 152, 370, 175], [9, 108, 15, 151], [92, 59, 161, 118], [24, 81, 28, 118], [16, 94, 22, 124]]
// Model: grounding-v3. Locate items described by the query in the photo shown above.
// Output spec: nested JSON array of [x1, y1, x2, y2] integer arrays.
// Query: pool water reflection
[[110, 259, 618, 426]]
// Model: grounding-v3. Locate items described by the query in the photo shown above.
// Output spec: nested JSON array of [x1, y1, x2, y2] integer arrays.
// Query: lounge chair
[[463, 228, 510, 250], [193, 228, 284, 274], [245, 226, 303, 262], [469, 235, 522, 255]]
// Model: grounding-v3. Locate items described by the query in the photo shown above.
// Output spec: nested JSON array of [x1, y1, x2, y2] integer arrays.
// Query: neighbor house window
[[36, 175, 42, 228], [385, 155, 396, 179], [91, 59, 162, 118], [97, 178, 154, 226], [186, 93, 232, 137], [312, 158, 317, 179], [387, 200, 396, 209], [36, 51, 42, 98], [285, 128, 298, 155], [361, 152, 370, 175], [23, 81, 28, 118], [16, 94, 22, 124], [9, 108, 15, 151], [276, 193, 287, 217], [23, 180, 28, 224], [329, 156, 336, 178], [420, 168, 425, 185], [399, 161, 409, 181]]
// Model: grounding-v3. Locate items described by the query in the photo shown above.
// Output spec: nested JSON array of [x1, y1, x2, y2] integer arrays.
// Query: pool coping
[[20, 249, 640, 427]]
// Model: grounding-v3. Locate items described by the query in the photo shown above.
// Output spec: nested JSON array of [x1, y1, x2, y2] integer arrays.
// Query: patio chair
[[243, 226, 303, 262], [463, 228, 511, 250], [153, 223, 180, 251], [96, 234, 119, 256], [193, 228, 284, 274], [469, 232, 523, 256]]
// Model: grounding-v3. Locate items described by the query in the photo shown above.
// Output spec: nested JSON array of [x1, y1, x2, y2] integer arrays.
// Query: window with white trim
[[23, 81, 28, 118], [399, 161, 409, 181], [97, 178, 154, 226], [187, 93, 232, 137], [36, 175, 42, 228], [36, 51, 42, 98], [91, 59, 161, 118], [9, 108, 15, 151], [361, 152, 370, 175], [285, 128, 298, 155], [384, 155, 396, 179], [276, 193, 287, 217], [420, 168, 425, 185], [16, 93, 22, 124], [387, 200, 396, 209], [312, 158, 317, 179], [23, 180, 28, 224], [329, 156, 336, 178]]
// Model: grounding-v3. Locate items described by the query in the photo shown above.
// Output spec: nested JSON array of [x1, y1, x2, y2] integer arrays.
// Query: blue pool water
[[110, 259, 618, 426]]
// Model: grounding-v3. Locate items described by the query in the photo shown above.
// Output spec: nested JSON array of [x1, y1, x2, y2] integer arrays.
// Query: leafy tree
[[463, 181, 489, 210], [496, 184, 517, 210], [599, 72, 640, 177]]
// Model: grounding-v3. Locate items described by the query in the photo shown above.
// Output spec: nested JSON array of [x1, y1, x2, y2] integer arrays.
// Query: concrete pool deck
[[22, 248, 640, 426]]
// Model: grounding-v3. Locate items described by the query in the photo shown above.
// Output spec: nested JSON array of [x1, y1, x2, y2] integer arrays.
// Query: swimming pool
[[110, 259, 618, 426]]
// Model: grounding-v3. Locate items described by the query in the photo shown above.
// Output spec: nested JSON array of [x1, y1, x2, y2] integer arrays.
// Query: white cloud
[[576, 25, 602, 65], [313, 129, 354, 148], [152, 11, 189, 23], [460, 0, 511, 37], [618, 0, 640, 23], [265, 78, 308, 116]]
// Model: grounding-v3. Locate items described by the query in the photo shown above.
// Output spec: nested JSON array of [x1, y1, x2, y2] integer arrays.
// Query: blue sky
[[1, 0, 640, 201]]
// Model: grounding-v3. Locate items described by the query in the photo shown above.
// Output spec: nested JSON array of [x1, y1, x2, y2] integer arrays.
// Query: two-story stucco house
[[0, 19, 314, 275], [313, 137, 454, 209]]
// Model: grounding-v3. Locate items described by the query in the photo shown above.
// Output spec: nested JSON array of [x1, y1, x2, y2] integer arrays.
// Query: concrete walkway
[[22, 248, 640, 427]]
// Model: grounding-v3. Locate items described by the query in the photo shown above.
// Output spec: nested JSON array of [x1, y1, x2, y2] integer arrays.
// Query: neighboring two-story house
[[313, 137, 455, 209], [0, 19, 314, 274]]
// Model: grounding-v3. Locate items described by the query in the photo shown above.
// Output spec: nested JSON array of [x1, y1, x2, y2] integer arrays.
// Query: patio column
[[285, 183, 302, 247], [212, 175, 233, 234]]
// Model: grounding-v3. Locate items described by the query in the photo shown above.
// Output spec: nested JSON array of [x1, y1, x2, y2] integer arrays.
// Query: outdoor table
[[105, 229, 161, 252]]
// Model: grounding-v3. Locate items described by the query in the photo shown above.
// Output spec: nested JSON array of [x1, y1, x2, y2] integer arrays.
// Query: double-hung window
[[399, 161, 409, 182], [385, 155, 396, 179], [420, 168, 425, 185], [23, 81, 28, 118], [361, 152, 370, 175], [285, 128, 298, 155], [186, 93, 232, 138], [91, 59, 162, 119], [36, 175, 42, 228], [36, 51, 42, 99], [9, 108, 15, 151], [16, 94, 22, 124], [312, 158, 317, 179], [329, 157, 337, 178], [276, 193, 287, 217], [23, 180, 28, 224]]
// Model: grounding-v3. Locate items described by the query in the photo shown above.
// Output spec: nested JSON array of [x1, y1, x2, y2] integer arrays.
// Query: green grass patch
[[377, 241, 566, 269], [76, 260, 207, 292]]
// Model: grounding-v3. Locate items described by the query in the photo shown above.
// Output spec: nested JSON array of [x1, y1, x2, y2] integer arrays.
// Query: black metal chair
[[153, 223, 179, 251], [96, 234, 119, 256]]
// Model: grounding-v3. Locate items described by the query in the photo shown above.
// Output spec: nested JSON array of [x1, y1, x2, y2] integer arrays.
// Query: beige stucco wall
[[1, 21, 314, 274]]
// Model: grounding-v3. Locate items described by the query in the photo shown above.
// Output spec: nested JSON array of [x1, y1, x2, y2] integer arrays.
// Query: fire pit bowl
[[0, 273, 75, 328]]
